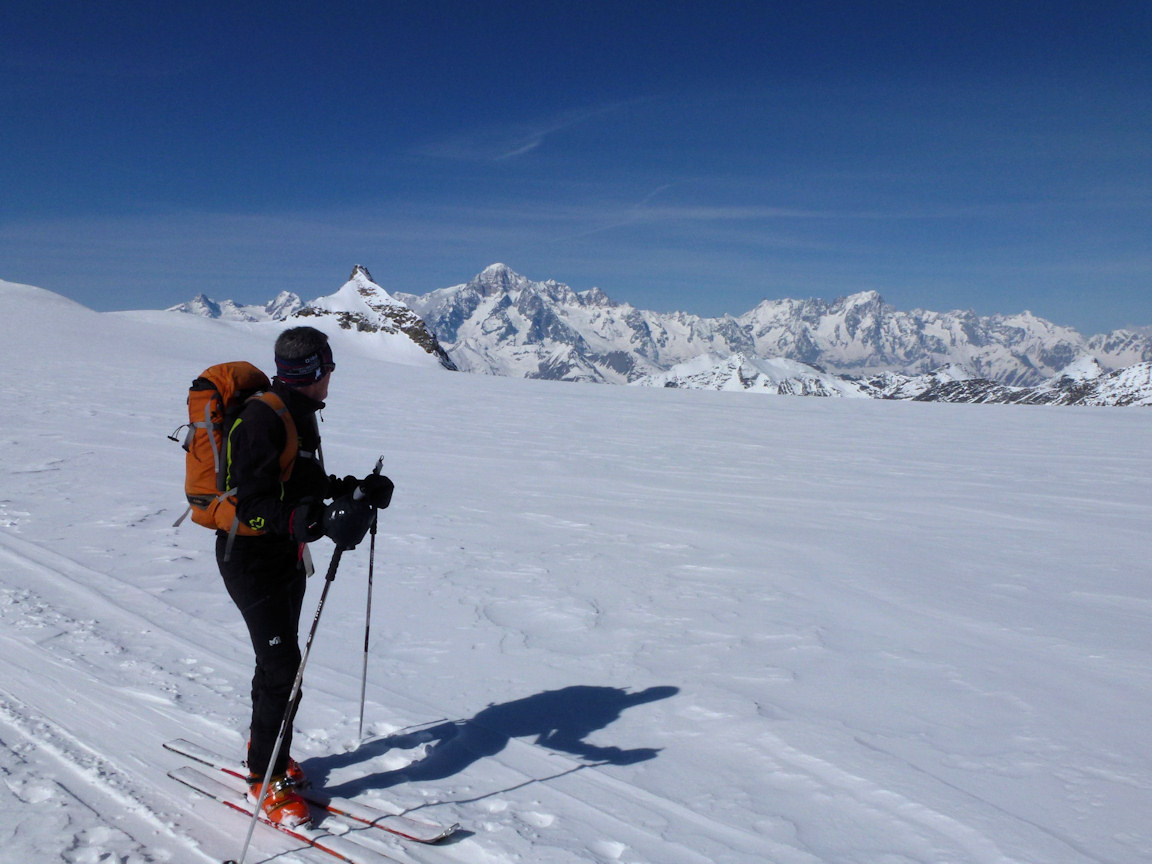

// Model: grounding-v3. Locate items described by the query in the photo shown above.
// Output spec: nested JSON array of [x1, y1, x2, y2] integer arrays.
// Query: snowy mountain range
[[169, 263, 1152, 405], [396, 264, 1152, 387], [169, 266, 455, 370]]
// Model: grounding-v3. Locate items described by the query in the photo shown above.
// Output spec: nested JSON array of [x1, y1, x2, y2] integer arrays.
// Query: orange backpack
[[172, 361, 297, 539]]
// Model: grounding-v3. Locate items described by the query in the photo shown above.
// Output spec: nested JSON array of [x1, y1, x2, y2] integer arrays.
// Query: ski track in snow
[[0, 433, 1038, 864], [0, 529, 798, 864]]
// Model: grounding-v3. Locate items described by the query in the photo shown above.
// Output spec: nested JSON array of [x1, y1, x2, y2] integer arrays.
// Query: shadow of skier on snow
[[309, 684, 679, 798]]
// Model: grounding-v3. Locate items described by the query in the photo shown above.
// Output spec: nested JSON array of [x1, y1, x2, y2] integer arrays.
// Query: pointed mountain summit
[[295, 266, 456, 370]]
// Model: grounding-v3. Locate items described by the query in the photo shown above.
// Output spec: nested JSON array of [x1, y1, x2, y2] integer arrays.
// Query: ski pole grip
[[352, 456, 385, 501]]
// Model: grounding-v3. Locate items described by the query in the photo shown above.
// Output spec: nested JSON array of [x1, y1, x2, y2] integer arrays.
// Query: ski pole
[[226, 545, 345, 864], [357, 511, 377, 743], [357, 456, 383, 743]]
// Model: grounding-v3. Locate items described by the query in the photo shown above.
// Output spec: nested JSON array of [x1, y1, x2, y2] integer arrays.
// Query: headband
[[274, 341, 334, 387]]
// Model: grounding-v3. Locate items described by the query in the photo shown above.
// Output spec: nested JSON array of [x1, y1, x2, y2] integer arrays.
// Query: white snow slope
[[1, 277, 1150, 864]]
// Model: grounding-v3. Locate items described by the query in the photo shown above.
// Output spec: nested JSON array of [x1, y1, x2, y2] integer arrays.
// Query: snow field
[[1, 280, 1150, 863]]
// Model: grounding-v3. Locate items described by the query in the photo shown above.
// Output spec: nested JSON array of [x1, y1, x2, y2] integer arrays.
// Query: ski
[[164, 738, 460, 843], [169, 765, 399, 864]]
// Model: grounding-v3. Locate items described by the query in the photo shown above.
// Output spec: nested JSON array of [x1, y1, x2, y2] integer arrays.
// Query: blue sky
[[2, 1, 1150, 334]]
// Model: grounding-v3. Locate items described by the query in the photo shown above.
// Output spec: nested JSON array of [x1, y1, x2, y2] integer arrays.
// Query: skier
[[218, 325, 392, 826]]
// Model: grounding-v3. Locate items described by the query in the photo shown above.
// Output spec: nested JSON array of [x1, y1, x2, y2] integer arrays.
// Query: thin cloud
[[415, 101, 631, 162]]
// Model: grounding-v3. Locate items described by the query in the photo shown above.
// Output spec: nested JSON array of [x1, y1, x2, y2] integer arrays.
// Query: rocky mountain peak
[[349, 264, 375, 283], [297, 268, 456, 370], [474, 263, 531, 294], [579, 286, 616, 308]]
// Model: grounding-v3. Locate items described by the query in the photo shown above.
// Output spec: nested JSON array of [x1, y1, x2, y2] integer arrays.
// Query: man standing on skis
[[219, 325, 392, 826]]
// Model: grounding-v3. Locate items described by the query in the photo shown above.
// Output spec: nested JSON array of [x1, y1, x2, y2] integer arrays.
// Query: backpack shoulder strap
[[248, 391, 299, 479]]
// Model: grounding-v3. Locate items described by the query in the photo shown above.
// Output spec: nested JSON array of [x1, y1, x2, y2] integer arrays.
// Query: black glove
[[323, 494, 375, 549], [327, 474, 359, 499], [357, 474, 394, 509], [289, 499, 325, 543]]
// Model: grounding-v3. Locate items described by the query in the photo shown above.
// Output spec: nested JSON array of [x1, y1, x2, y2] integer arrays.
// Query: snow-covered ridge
[[634, 353, 873, 398], [639, 353, 1152, 406], [856, 359, 1152, 406], [167, 290, 303, 321]]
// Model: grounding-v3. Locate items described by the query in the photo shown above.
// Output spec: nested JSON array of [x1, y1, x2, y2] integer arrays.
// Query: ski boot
[[247, 774, 311, 828], [247, 740, 309, 788]]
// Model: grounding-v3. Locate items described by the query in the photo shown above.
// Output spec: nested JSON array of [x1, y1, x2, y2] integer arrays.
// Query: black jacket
[[227, 378, 333, 536]]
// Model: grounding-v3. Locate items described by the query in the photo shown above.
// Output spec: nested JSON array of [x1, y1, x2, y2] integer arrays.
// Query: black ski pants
[[216, 532, 307, 780]]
